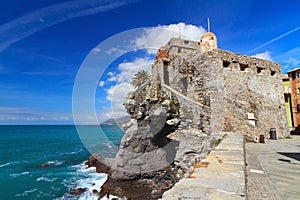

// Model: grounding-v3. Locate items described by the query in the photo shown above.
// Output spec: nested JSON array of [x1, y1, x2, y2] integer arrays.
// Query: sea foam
[[48, 160, 65, 166], [15, 188, 38, 197], [36, 176, 57, 182], [10, 171, 30, 178], [0, 161, 20, 168], [59, 161, 109, 200]]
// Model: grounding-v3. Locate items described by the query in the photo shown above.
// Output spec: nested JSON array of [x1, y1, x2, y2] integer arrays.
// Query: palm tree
[[131, 70, 150, 88]]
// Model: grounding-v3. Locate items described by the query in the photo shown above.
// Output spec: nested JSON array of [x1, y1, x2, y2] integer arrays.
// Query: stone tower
[[200, 32, 218, 52], [152, 46, 170, 84]]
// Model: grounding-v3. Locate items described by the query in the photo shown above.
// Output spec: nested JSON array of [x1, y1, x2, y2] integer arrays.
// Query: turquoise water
[[0, 125, 124, 200]]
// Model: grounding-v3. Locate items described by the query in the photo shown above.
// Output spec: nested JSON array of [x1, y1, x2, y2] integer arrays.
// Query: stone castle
[[152, 31, 289, 141], [99, 31, 290, 199]]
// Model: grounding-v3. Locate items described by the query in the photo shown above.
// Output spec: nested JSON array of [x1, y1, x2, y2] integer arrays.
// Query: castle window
[[184, 40, 189, 44], [256, 67, 264, 74], [231, 58, 238, 63], [240, 63, 248, 71], [271, 70, 276, 77], [163, 61, 168, 66], [297, 72, 300, 78], [284, 94, 289, 102], [177, 48, 181, 53], [211, 37, 214, 40], [223, 61, 230, 68], [297, 104, 300, 112]]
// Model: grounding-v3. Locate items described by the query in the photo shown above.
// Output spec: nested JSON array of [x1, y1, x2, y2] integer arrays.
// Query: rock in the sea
[[69, 188, 87, 196], [98, 78, 223, 199], [85, 153, 113, 174], [100, 103, 180, 199], [92, 189, 98, 194], [41, 163, 50, 168]]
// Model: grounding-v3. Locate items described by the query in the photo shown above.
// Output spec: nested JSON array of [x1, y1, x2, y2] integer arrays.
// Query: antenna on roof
[[207, 17, 210, 32]]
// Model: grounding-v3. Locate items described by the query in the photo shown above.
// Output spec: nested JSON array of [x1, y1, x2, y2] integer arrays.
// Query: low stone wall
[[161, 84, 212, 133], [160, 132, 246, 200]]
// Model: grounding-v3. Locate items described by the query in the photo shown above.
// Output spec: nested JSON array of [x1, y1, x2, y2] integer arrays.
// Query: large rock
[[100, 103, 180, 199], [85, 153, 113, 174], [99, 81, 222, 199], [69, 188, 87, 196]]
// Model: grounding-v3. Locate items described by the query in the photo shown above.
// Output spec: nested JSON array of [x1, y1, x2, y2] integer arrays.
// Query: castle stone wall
[[153, 39, 289, 140]]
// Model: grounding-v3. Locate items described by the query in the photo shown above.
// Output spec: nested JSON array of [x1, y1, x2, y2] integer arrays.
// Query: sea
[[0, 125, 124, 200]]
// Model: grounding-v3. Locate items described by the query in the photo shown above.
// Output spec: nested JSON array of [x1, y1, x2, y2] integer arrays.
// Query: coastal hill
[[100, 116, 130, 125]]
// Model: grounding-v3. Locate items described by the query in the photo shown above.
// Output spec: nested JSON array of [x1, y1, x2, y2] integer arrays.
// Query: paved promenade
[[246, 135, 300, 200], [161, 132, 246, 200]]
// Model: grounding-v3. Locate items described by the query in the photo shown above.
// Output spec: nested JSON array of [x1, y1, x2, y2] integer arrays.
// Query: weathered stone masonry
[[152, 32, 289, 141], [99, 32, 290, 200]]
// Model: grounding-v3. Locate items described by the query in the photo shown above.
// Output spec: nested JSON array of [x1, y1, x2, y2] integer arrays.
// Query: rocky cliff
[[98, 82, 222, 199], [95, 34, 289, 199]]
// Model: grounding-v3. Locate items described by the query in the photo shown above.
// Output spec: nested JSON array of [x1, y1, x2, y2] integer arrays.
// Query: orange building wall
[[288, 70, 300, 126]]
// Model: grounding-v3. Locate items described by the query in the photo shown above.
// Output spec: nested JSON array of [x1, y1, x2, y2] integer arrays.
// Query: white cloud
[[134, 22, 206, 53], [105, 47, 127, 55], [104, 82, 134, 118], [99, 22, 206, 121], [285, 57, 300, 67], [252, 51, 273, 61], [98, 81, 105, 87], [107, 72, 116, 76], [108, 76, 117, 82], [247, 25, 300, 54], [116, 57, 152, 83], [0, 106, 72, 124], [92, 47, 101, 54], [100, 57, 152, 119], [0, 0, 138, 51]]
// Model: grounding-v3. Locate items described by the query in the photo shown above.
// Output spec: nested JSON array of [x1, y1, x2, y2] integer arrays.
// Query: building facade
[[281, 74, 293, 127], [287, 68, 300, 127], [152, 32, 290, 140]]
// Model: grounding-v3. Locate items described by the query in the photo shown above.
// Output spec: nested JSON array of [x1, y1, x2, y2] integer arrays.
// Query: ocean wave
[[36, 176, 57, 182], [101, 195, 125, 200], [59, 148, 84, 156], [0, 161, 20, 168], [0, 162, 11, 168], [48, 160, 64, 166], [59, 161, 108, 200], [75, 163, 108, 199], [10, 171, 29, 178], [15, 188, 38, 197]]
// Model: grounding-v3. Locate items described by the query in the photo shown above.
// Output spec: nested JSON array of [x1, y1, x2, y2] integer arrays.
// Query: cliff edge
[[99, 82, 222, 199], [96, 33, 289, 199]]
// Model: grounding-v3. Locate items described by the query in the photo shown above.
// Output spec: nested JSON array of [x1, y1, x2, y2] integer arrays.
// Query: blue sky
[[0, 0, 300, 124]]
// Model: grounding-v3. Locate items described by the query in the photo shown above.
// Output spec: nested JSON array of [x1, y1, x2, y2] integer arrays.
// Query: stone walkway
[[245, 135, 300, 200], [161, 132, 246, 200]]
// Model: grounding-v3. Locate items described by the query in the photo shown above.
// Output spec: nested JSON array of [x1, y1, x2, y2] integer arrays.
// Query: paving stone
[[160, 132, 246, 200], [245, 135, 300, 200]]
